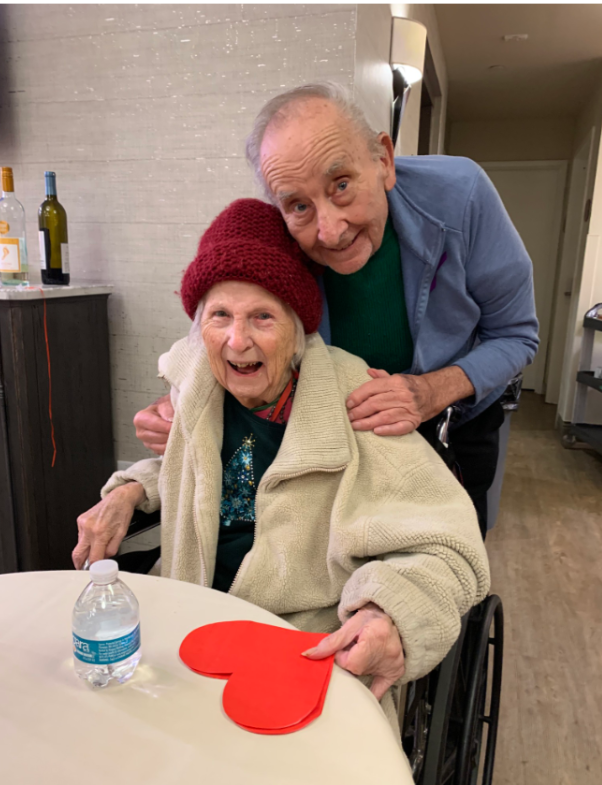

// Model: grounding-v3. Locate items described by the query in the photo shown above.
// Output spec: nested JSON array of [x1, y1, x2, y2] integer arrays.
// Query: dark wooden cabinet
[[0, 287, 115, 572]]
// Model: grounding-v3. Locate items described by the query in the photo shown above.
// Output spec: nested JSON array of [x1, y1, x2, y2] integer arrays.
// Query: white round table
[[0, 571, 413, 785]]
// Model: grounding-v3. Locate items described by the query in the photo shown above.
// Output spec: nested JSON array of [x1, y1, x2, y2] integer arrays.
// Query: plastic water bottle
[[72, 560, 141, 688]]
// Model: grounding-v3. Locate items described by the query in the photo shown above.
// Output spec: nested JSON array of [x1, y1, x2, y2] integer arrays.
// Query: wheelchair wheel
[[402, 595, 504, 785], [402, 615, 469, 784], [455, 595, 504, 785]]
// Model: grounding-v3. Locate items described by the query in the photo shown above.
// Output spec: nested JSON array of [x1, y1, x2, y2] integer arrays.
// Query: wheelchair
[[400, 595, 504, 785], [117, 510, 504, 785]]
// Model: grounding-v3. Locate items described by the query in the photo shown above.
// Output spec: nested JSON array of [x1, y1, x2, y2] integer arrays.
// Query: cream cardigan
[[103, 334, 489, 710]]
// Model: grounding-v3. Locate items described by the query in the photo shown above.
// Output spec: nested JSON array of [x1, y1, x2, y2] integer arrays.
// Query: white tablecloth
[[0, 571, 413, 785]]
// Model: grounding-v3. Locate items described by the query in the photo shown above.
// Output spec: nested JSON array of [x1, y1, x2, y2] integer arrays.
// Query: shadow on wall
[[0, 6, 17, 157]]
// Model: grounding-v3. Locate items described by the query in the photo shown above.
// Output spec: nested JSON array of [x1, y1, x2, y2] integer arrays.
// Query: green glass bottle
[[39, 171, 70, 285]]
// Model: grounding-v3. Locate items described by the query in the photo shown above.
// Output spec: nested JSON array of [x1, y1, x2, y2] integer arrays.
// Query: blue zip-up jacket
[[319, 155, 539, 425]]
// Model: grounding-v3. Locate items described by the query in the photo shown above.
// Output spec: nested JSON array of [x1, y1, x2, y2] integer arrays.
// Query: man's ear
[[377, 132, 397, 191]]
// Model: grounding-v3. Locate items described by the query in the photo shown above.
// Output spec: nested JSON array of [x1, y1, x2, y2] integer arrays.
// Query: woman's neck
[[234, 371, 293, 411]]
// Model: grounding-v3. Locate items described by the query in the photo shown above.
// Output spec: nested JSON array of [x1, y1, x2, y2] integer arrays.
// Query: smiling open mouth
[[228, 361, 263, 375], [328, 232, 360, 253]]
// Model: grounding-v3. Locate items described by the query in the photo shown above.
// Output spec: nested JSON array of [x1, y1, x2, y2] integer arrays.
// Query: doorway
[[481, 161, 567, 393], [417, 40, 442, 156], [546, 129, 595, 405], [556, 128, 598, 421]]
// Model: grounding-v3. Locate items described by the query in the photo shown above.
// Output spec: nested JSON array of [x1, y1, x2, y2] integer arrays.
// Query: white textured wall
[[0, 4, 361, 462]]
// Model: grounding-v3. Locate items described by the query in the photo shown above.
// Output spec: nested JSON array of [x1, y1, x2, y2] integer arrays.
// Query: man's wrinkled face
[[260, 99, 397, 275]]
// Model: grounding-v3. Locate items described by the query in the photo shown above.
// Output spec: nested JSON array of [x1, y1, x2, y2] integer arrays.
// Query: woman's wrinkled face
[[200, 281, 298, 409]]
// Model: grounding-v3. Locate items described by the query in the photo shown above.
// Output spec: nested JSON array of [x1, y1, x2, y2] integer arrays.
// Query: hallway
[[487, 393, 602, 784]]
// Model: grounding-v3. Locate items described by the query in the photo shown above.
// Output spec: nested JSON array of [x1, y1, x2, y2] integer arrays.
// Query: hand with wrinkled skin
[[346, 366, 475, 436], [133, 394, 174, 455], [72, 482, 147, 569], [302, 603, 405, 700]]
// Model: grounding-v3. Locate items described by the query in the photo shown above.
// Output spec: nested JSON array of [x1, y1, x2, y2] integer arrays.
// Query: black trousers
[[418, 399, 505, 539]]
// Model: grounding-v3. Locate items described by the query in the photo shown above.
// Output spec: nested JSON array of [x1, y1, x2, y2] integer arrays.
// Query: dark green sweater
[[324, 218, 414, 374]]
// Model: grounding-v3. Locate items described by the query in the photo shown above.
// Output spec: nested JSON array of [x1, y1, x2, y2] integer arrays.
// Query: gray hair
[[188, 295, 307, 370], [245, 82, 386, 202]]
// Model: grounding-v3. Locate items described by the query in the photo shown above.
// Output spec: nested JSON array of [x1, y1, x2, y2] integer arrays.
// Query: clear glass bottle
[[0, 167, 29, 287], [39, 171, 70, 285], [72, 560, 141, 688]]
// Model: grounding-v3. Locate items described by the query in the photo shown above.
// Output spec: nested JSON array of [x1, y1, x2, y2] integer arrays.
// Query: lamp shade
[[390, 17, 427, 85]]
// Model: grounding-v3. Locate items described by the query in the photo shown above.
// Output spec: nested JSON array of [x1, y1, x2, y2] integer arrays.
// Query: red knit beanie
[[180, 199, 323, 334]]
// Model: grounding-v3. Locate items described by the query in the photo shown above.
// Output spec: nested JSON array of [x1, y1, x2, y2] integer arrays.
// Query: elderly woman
[[74, 199, 489, 735]]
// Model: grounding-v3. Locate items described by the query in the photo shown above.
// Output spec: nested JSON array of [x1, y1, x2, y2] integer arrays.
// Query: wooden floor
[[487, 392, 602, 785]]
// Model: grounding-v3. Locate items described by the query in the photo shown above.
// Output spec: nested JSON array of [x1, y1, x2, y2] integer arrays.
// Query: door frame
[[557, 128, 599, 422], [480, 160, 568, 394], [546, 128, 597, 406]]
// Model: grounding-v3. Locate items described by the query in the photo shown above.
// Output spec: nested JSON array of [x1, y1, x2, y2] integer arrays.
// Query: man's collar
[[386, 163, 447, 266]]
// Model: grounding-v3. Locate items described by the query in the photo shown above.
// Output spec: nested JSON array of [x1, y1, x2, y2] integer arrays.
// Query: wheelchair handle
[[436, 406, 454, 448]]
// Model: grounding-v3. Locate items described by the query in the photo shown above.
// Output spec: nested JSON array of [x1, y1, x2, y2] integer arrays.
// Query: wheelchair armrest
[[122, 508, 161, 541]]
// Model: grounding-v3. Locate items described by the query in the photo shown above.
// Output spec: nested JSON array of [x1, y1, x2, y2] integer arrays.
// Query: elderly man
[[133, 82, 538, 536]]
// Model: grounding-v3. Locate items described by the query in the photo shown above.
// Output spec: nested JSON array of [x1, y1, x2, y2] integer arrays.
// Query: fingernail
[[301, 648, 316, 657]]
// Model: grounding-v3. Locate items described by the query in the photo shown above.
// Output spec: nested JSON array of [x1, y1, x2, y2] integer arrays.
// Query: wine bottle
[[39, 171, 70, 285], [0, 167, 29, 287]]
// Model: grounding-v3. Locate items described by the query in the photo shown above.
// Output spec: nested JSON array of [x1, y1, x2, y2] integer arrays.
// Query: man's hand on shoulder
[[346, 366, 475, 436], [346, 369, 423, 436], [133, 394, 174, 455]]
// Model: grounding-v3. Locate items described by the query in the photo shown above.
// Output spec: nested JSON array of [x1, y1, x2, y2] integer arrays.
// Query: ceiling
[[435, 4, 602, 121]]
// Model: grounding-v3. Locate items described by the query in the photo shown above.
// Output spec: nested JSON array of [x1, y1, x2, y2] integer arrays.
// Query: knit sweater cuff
[[100, 458, 162, 514], [338, 559, 472, 683]]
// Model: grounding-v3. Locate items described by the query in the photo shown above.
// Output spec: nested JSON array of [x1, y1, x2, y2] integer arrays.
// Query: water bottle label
[[73, 624, 140, 665]]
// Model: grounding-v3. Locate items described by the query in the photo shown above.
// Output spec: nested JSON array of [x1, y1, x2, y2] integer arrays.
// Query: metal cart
[[565, 303, 602, 455]]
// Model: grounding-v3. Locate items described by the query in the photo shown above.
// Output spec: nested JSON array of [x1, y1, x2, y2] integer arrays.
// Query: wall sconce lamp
[[390, 17, 427, 148]]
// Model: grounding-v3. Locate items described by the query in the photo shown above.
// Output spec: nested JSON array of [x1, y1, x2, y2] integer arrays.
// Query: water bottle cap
[[89, 559, 119, 584]]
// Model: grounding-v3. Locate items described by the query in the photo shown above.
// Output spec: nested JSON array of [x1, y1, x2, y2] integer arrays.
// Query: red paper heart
[[232, 669, 330, 735], [179, 621, 334, 734]]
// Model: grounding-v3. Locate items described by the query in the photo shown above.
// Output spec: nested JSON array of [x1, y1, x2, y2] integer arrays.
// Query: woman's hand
[[302, 603, 405, 700], [72, 483, 147, 570]]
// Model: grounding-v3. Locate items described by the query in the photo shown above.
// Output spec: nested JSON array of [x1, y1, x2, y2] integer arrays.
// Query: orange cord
[[35, 288, 57, 467]]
